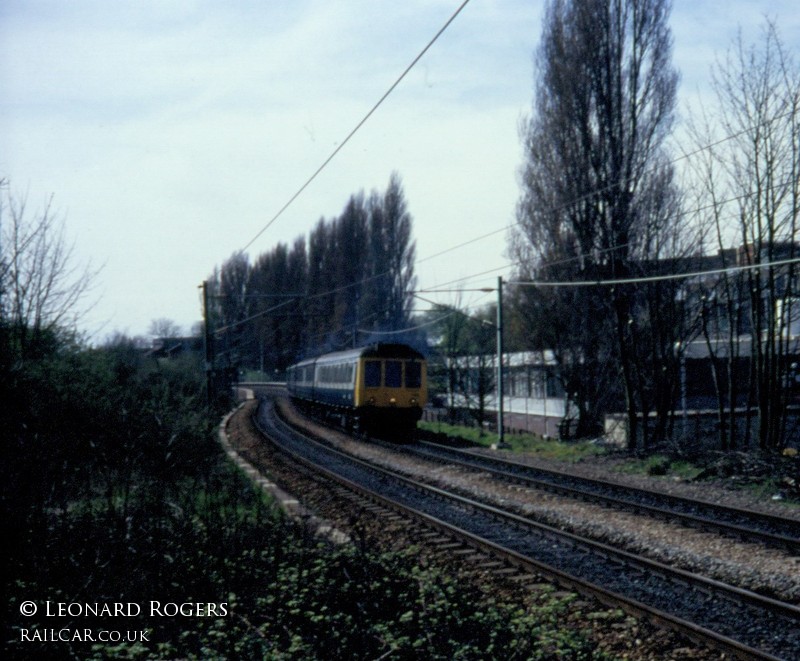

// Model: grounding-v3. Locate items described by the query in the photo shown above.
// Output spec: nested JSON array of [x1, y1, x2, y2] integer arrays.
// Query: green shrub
[[419, 421, 606, 462], [4, 338, 601, 659]]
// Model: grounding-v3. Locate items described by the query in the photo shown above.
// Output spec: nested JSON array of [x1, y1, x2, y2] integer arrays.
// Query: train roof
[[292, 343, 425, 368], [359, 343, 425, 359]]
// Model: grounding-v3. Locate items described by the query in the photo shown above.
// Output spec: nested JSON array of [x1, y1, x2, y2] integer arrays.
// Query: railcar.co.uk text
[[16, 600, 229, 644]]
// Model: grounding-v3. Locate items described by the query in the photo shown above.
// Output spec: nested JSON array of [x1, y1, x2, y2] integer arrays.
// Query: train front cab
[[355, 351, 427, 438]]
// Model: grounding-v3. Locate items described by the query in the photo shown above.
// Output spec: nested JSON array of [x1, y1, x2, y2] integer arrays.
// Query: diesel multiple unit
[[286, 343, 427, 438]]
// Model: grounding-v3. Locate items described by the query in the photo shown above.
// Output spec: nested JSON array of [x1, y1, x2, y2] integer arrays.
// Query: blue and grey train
[[286, 343, 427, 438]]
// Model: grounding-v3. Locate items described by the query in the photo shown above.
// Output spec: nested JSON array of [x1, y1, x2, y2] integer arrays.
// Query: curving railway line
[[233, 388, 800, 659], [390, 439, 800, 552]]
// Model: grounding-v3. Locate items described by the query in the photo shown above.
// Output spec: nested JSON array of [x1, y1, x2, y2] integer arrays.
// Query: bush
[[3, 337, 600, 659]]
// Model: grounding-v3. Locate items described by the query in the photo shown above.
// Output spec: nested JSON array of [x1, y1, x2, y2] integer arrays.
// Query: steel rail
[[247, 385, 800, 551], [406, 439, 800, 552], [254, 399, 797, 660]]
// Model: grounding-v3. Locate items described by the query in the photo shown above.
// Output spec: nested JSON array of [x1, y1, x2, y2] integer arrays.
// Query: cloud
[[2, 0, 799, 338]]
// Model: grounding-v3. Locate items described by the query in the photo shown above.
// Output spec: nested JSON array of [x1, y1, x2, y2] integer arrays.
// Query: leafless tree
[[685, 20, 800, 450], [511, 0, 686, 448], [148, 318, 184, 338], [1, 185, 97, 359]]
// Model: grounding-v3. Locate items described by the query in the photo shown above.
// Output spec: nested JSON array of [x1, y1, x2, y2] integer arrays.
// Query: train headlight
[[410, 397, 417, 405], [389, 397, 397, 404], [368, 397, 376, 405]]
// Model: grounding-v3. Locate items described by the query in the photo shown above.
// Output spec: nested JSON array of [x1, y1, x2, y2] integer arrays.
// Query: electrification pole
[[496, 276, 505, 447], [201, 281, 214, 407]]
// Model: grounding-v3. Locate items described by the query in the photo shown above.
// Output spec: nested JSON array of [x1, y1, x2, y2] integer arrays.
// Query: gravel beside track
[[406, 441, 800, 551], [224, 395, 800, 659], [308, 420, 800, 605], [477, 446, 800, 521]]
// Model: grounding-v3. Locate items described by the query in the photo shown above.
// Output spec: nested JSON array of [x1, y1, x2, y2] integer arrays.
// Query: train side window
[[385, 360, 402, 388], [365, 361, 381, 387], [406, 361, 421, 388]]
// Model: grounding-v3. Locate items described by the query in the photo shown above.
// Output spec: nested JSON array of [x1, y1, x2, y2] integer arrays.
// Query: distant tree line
[[207, 172, 419, 376]]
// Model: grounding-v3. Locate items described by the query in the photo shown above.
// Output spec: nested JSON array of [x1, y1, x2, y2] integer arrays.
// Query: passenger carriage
[[286, 343, 427, 438]]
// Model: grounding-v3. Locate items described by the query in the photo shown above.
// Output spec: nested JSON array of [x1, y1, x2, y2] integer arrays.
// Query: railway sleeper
[[426, 536, 455, 544], [417, 531, 446, 540], [509, 573, 540, 583], [432, 542, 464, 551], [463, 555, 492, 564], [492, 568, 522, 576]]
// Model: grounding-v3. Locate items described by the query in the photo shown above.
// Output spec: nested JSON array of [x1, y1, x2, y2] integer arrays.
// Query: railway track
[[390, 438, 800, 553], [251, 395, 800, 660]]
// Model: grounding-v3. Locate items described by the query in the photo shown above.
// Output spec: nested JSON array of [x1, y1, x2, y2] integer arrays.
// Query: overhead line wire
[[414, 109, 798, 290], [219, 147, 794, 339], [434, 256, 800, 290], [233, 7, 793, 323], [241, 0, 473, 253], [226, 21, 794, 336], [217, 2, 474, 339], [416, 168, 799, 299]]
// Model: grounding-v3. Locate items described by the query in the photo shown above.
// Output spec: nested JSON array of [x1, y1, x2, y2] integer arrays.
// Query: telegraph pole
[[201, 281, 214, 407], [496, 276, 505, 447]]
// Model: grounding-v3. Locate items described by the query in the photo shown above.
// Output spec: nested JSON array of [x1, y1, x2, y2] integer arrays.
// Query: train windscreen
[[385, 360, 402, 387], [405, 361, 421, 388], [365, 360, 381, 387]]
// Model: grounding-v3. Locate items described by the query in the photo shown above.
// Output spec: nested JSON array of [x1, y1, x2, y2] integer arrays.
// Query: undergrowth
[[8, 461, 603, 660], [418, 420, 606, 462]]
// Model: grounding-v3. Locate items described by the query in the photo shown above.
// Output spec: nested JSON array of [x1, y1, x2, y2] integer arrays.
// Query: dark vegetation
[[1, 331, 602, 659]]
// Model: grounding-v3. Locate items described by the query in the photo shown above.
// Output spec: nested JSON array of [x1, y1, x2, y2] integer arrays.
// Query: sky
[[1, 0, 799, 341]]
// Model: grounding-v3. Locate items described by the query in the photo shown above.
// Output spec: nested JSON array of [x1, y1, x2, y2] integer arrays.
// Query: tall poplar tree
[[365, 172, 416, 335], [511, 0, 682, 447]]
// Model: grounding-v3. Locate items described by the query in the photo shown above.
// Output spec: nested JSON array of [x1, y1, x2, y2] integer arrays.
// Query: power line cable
[[214, 161, 795, 342], [417, 171, 799, 298], [223, 34, 796, 342], [241, 0, 473, 253], [415, 256, 800, 294], [231, 10, 794, 331], [508, 255, 800, 289], [414, 109, 799, 286], [356, 311, 456, 336]]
